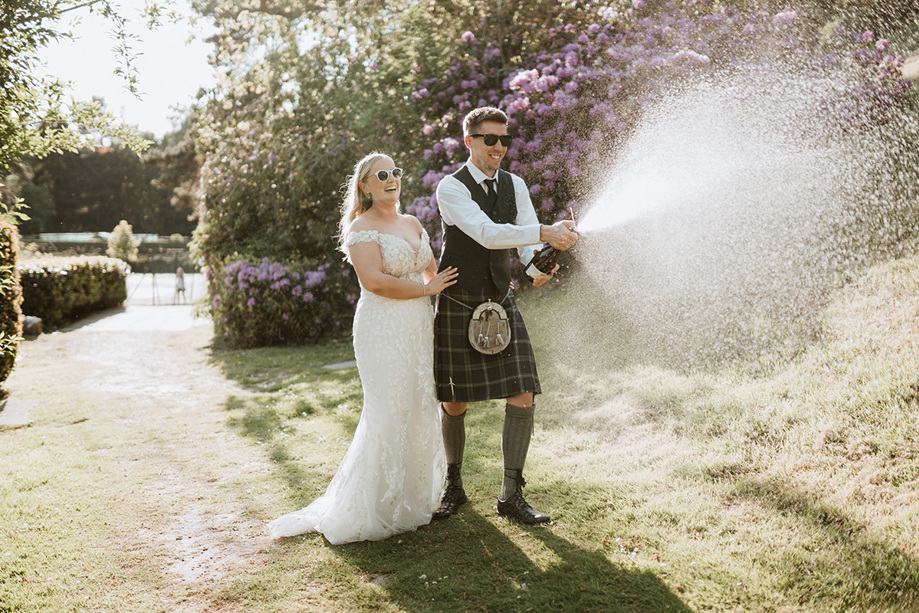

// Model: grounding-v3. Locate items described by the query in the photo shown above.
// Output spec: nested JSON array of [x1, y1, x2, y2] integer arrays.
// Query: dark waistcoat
[[439, 166, 518, 297]]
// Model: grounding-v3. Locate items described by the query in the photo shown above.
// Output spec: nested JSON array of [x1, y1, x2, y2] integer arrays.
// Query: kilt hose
[[434, 286, 541, 403]]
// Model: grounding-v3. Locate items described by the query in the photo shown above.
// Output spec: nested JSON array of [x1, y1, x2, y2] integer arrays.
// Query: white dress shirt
[[436, 160, 542, 271]]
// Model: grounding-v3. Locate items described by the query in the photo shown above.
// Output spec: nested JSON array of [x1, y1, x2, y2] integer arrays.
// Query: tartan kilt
[[433, 286, 541, 403]]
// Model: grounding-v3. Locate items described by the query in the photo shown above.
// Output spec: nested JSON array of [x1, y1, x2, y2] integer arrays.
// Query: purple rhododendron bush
[[409, 3, 910, 241], [209, 258, 355, 348], [195, 0, 912, 348]]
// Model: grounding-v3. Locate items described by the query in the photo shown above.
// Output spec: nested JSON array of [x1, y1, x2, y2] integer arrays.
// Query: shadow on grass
[[333, 509, 691, 613], [736, 476, 919, 610], [207, 341, 355, 392], [223, 394, 311, 497], [212, 341, 364, 508], [222, 392, 361, 509]]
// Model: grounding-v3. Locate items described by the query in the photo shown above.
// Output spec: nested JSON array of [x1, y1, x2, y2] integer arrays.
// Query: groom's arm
[[437, 175, 541, 250]]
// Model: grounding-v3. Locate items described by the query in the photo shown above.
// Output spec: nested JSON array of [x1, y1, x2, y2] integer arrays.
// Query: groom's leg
[[441, 403, 466, 482], [434, 402, 468, 519], [497, 394, 550, 525]]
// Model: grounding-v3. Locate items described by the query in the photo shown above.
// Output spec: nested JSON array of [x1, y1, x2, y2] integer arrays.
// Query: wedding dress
[[268, 229, 446, 544]]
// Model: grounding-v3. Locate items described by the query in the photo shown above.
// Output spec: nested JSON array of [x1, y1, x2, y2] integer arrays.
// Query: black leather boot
[[496, 469, 550, 525], [433, 463, 467, 520]]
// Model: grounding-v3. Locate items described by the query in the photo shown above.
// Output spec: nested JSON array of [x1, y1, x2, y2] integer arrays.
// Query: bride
[[268, 153, 458, 544]]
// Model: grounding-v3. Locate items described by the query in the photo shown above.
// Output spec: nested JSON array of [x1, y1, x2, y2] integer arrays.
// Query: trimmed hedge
[[19, 256, 130, 330], [0, 221, 22, 385]]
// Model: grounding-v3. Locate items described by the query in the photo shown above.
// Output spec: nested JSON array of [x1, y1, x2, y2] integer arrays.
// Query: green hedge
[[19, 256, 130, 330], [0, 221, 22, 385]]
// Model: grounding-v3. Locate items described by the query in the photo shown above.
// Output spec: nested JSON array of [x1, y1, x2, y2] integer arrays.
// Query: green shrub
[[106, 220, 138, 262], [19, 255, 129, 330], [0, 221, 22, 385]]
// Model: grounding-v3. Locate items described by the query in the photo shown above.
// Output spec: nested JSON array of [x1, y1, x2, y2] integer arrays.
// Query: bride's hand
[[424, 267, 458, 295]]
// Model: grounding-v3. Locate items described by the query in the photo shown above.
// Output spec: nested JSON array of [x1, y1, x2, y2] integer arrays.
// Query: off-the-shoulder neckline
[[347, 228, 428, 256]]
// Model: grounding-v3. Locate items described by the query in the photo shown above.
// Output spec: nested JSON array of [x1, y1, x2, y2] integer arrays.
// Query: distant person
[[174, 267, 186, 304], [268, 152, 458, 544], [432, 106, 577, 525]]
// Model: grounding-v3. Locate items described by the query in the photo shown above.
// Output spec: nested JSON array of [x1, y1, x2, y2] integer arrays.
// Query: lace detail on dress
[[343, 229, 432, 282], [268, 226, 444, 545]]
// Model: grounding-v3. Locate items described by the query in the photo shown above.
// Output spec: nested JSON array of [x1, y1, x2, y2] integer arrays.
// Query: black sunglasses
[[372, 167, 403, 182], [469, 134, 513, 147]]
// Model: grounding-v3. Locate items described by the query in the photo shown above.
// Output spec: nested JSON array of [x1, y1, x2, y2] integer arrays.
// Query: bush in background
[[0, 221, 22, 385], [208, 256, 356, 348], [19, 255, 129, 330], [106, 219, 138, 262]]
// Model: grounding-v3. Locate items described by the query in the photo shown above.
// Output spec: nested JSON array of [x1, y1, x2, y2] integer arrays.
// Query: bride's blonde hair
[[338, 152, 389, 248]]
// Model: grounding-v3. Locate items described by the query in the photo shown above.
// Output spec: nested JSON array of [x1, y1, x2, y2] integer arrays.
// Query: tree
[[106, 219, 138, 262], [142, 116, 203, 223], [27, 143, 195, 235], [187, 0, 915, 348], [0, 0, 173, 180]]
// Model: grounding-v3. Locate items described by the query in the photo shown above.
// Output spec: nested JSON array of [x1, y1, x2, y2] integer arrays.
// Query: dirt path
[[4, 301, 283, 611]]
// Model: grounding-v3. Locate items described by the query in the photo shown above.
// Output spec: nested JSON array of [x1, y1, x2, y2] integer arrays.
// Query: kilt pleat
[[433, 286, 541, 402]]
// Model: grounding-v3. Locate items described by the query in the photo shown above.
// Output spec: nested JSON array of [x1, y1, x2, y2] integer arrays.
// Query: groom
[[432, 106, 578, 524]]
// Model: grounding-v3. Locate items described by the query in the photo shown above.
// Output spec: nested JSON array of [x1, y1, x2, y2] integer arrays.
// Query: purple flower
[[772, 9, 799, 27], [509, 69, 539, 91], [461, 31, 477, 44], [669, 49, 711, 68], [247, 298, 256, 307], [506, 97, 531, 114]]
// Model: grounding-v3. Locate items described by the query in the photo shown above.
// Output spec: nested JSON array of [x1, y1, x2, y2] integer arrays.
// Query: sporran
[[467, 301, 511, 355]]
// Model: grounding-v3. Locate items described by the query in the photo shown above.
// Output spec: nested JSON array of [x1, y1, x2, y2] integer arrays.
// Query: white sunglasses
[[371, 167, 403, 182]]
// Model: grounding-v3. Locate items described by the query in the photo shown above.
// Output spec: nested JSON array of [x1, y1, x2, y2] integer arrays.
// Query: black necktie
[[484, 178, 497, 205]]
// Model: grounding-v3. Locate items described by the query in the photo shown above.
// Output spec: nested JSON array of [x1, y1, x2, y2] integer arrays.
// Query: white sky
[[39, 0, 216, 139]]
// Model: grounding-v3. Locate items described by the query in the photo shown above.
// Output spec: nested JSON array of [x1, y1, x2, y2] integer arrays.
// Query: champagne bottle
[[525, 243, 562, 279]]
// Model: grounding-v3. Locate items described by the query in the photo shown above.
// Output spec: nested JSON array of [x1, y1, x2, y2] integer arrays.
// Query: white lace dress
[[268, 229, 446, 545]]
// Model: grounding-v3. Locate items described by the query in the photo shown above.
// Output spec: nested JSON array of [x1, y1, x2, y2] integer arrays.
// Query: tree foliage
[[0, 221, 22, 385], [106, 219, 138, 262], [0, 0, 170, 180], [190, 0, 585, 345]]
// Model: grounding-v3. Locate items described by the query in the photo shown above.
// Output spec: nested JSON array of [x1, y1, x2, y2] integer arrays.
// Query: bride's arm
[[422, 255, 438, 283], [349, 242, 457, 299]]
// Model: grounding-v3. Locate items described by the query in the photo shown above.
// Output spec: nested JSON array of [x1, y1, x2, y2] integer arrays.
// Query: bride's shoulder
[[344, 218, 381, 248]]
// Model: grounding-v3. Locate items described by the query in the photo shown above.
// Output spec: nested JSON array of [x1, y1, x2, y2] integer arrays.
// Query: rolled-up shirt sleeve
[[437, 172, 542, 263]]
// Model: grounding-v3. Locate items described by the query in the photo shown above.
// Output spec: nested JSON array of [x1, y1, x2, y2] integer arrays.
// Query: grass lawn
[[3, 246, 919, 611]]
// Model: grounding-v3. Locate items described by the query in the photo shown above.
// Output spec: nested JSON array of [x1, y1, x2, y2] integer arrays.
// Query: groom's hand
[[532, 264, 560, 287], [540, 221, 578, 251]]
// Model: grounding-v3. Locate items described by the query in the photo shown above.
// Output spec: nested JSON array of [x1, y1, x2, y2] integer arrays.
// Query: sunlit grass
[[4, 248, 919, 611], [196, 249, 919, 611], [199, 247, 919, 611]]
